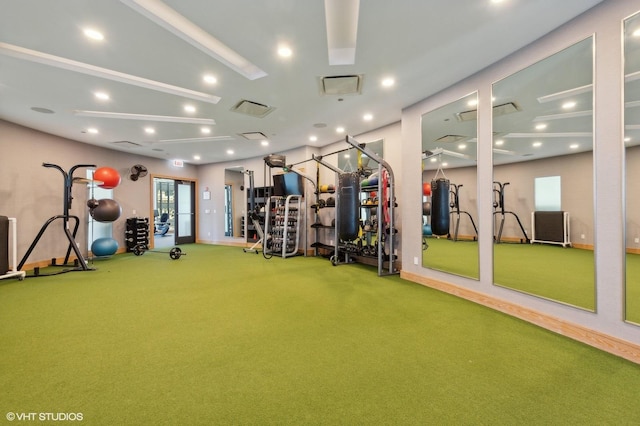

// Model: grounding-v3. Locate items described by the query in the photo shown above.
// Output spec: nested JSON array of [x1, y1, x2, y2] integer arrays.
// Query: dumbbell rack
[[125, 217, 149, 252], [264, 195, 302, 258]]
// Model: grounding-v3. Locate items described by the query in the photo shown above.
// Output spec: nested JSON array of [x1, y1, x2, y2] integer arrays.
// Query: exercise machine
[[448, 183, 477, 241], [242, 169, 266, 256], [18, 163, 97, 274], [493, 181, 530, 243]]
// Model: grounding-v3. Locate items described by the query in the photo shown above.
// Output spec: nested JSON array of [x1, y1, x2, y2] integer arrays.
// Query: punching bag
[[431, 178, 450, 236], [338, 172, 360, 241]]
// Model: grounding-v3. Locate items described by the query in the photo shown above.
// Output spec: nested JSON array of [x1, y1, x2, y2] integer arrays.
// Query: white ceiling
[[0, 0, 604, 165]]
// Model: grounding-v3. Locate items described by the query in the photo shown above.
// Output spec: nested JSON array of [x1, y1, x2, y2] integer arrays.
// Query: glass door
[[175, 180, 196, 245]]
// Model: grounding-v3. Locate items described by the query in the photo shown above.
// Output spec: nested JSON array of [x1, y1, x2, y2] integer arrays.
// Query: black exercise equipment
[[493, 181, 530, 243], [430, 178, 450, 236], [132, 244, 185, 260], [448, 183, 477, 241], [338, 172, 360, 241], [18, 163, 97, 274], [155, 212, 170, 236], [0, 216, 8, 275]]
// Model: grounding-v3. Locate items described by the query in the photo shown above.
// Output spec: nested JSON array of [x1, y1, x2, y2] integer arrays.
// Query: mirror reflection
[[625, 12, 640, 324], [492, 37, 595, 310], [421, 93, 479, 280]]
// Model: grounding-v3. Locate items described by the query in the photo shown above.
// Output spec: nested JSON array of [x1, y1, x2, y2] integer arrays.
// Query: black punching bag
[[431, 178, 450, 236], [338, 172, 360, 241]]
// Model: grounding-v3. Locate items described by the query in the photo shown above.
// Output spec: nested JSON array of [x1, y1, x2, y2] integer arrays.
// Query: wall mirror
[[421, 93, 479, 280], [625, 11, 640, 325], [224, 167, 245, 241], [492, 36, 595, 310]]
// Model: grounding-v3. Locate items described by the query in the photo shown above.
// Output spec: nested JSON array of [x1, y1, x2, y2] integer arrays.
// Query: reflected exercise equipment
[[431, 178, 450, 236], [493, 181, 529, 244], [449, 183, 477, 241], [132, 244, 185, 260]]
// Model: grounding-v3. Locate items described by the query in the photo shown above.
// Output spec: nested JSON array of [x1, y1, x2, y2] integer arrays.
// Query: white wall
[[401, 0, 640, 345]]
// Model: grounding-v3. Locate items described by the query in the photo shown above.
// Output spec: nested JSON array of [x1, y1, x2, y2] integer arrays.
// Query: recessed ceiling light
[[633, 29, 640, 37], [336, 126, 345, 133], [495, 139, 504, 146], [278, 45, 292, 58], [381, 77, 395, 88], [309, 135, 318, 142], [363, 113, 373, 121], [624, 137, 631, 142], [532, 141, 542, 147], [467, 99, 478, 107], [193, 154, 201, 160], [442, 162, 448, 167], [87, 128, 99, 134], [94, 91, 109, 101], [569, 143, 579, 149], [144, 127, 155, 134], [562, 101, 577, 109], [184, 104, 196, 113], [261, 140, 269, 146], [430, 157, 437, 163], [201, 127, 211, 134], [226, 149, 234, 155], [458, 143, 467, 150], [203, 74, 217, 84], [83, 28, 104, 41], [535, 123, 547, 130], [344, 154, 350, 159]]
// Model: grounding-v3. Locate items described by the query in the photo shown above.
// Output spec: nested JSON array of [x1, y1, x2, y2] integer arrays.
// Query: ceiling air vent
[[435, 135, 467, 144], [455, 102, 521, 122], [320, 74, 363, 95], [239, 132, 268, 141], [110, 140, 142, 148], [231, 99, 275, 118]]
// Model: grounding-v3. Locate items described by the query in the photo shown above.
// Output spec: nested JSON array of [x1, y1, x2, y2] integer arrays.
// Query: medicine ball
[[326, 197, 335, 207], [90, 198, 122, 222], [423, 201, 431, 216]]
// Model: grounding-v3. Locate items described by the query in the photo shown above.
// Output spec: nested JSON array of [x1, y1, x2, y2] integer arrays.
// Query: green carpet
[[1, 244, 639, 425], [424, 238, 595, 310]]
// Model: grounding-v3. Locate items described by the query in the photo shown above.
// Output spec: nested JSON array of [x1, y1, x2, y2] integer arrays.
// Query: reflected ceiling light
[[121, 0, 267, 80], [226, 149, 234, 155], [193, 155, 201, 160], [94, 91, 109, 100], [532, 141, 542, 147], [184, 104, 196, 113], [562, 101, 577, 109], [309, 135, 318, 142], [633, 29, 640, 37], [87, 128, 99, 134], [491, 0, 505, 4], [569, 143, 579, 149], [344, 154, 350, 158], [83, 28, 104, 41], [203, 74, 217, 84], [324, 0, 360, 65], [494, 139, 504, 146], [278, 45, 292, 58], [624, 137, 631, 142], [381, 77, 395, 88], [363, 113, 373, 121], [336, 126, 345, 133], [261, 140, 269, 146], [144, 127, 155, 134], [467, 99, 478, 107], [458, 143, 467, 150], [430, 157, 437, 163], [535, 123, 547, 130], [201, 127, 211, 134], [442, 162, 449, 167]]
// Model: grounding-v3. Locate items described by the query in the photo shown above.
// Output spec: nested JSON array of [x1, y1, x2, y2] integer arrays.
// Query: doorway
[[152, 177, 196, 248]]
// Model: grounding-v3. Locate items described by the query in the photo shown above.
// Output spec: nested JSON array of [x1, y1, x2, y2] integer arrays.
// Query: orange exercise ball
[[94, 167, 121, 189], [423, 182, 432, 196]]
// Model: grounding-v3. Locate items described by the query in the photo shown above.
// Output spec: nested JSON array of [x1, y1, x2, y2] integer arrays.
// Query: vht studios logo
[[6, 412, 83, 422]]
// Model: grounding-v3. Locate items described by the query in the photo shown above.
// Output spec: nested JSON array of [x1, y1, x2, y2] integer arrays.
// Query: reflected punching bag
[[431, 178, 450, 236]]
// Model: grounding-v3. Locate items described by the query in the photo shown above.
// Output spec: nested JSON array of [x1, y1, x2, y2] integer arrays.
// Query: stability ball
[[423, 182, 432, 196], [91, 237, 118, 257], [90, 198, 122, 222], [94, 167, 121, 189], [422, 224, 432, 236], [422, 201, 431, 216]]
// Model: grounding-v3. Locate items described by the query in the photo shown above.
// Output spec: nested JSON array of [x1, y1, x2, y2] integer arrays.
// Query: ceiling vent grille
[[231, 99, 275, 118], [455, 102, 521, 122], [320, 74, 363, 95], [110, 140, 142, 147], [435, 135, 467, 144], [239, 132, 268, 141]]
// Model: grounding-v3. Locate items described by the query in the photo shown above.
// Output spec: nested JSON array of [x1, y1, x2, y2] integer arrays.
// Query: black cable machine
[[493, 181, 530, 244], [448, 183, 477, 241], [18, 163, 97, 275]]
